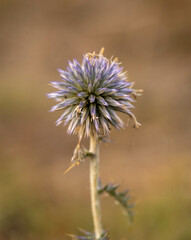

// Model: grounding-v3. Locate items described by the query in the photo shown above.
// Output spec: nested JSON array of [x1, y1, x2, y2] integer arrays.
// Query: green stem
[[89, 135, 103, 239]]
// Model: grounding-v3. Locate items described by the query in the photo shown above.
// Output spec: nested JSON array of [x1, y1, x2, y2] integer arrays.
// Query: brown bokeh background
[[1, 0, 191, 239]]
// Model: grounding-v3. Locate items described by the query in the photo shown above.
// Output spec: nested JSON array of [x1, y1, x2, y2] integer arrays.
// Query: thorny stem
[[89, 135, 103, 239]]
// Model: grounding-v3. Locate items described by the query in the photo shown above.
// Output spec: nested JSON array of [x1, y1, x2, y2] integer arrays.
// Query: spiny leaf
[[64, 147, 95, 174], [67, 229, 109, 240], [98, 181, 134, 223]]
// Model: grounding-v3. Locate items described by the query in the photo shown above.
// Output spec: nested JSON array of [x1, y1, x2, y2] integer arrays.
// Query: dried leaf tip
[[99, 47, 104, 55], [64, 161, 80, 174]]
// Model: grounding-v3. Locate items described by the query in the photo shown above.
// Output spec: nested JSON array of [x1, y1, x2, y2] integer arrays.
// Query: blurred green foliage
[[0, 159, 191, 240]]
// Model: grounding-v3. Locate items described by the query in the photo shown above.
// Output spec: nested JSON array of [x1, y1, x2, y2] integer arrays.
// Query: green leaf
[[67, 229, 109, 240], [98, 181, 134, 223]]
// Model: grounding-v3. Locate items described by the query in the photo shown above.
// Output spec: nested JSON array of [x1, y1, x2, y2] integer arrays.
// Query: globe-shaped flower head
[[48, 48, 142, 140]]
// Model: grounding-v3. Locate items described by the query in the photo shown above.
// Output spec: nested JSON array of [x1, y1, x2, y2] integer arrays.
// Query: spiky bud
[[47, 48, 142, 139]]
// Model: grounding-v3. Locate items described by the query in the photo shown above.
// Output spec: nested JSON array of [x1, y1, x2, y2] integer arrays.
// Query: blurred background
[[0, 0, 191, 239]]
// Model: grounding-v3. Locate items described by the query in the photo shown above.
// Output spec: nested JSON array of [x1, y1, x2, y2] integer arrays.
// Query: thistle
[[47, 48, 142, 239]]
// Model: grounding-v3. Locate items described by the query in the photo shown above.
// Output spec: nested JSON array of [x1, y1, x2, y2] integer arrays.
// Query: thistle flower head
[[48, 48, 142, 140]]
